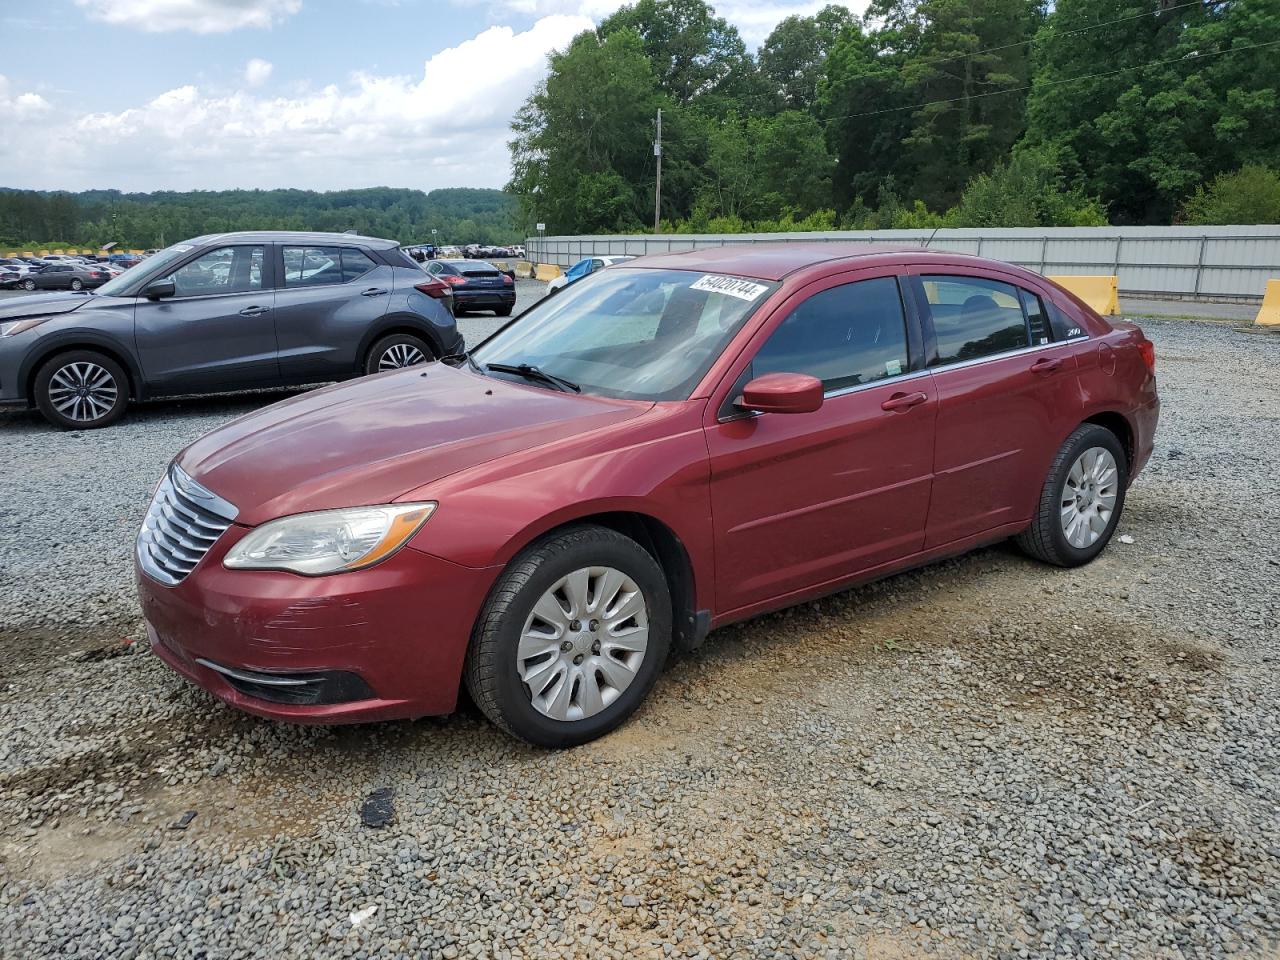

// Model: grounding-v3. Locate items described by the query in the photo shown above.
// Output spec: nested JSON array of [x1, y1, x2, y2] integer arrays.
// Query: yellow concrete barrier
[[515, 260, 534, 279], [1048, 275, 1119, 316], [1254, 279, 1280, 326], [535, 263, 563, 282]]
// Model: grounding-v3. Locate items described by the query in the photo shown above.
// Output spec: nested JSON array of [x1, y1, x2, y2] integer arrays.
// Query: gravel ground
[[0, 310, 1277, 959]]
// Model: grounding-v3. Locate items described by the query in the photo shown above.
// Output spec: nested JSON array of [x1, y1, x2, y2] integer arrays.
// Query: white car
[[546, 255, 635, 293]]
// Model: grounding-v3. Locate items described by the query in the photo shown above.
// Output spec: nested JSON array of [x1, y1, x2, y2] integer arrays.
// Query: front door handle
[[238, 306, 271, 317], [881, 391, 928, 413], [361, 287, 389, 297], [1031, 357, 1063, 374]]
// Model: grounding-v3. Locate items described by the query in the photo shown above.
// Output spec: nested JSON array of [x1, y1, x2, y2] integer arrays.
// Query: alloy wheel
[[1060, 446, 1118, 548], [378, 343, 428, 370], [517, 566, 649, 722], [47, 361, 119, 424]]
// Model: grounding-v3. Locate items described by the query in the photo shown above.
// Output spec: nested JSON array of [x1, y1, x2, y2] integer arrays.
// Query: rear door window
[[340, 248, 377, 282], [922, 276, 1030, 364], [282, 246, 345, 287], [1020, 289, 1053, 345], [753, 277, 910, 392]]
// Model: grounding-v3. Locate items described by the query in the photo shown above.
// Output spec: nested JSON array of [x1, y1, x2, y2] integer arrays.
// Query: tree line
[[508, 0, 1280, 234], [0, 187, 520, 250]]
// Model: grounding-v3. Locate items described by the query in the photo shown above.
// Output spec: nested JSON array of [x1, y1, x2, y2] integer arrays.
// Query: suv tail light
[[1137, 338, 1155, 374], [413, 279, 452, 299]]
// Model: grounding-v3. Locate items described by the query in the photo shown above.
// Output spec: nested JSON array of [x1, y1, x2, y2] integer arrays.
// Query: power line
[[820, 36, 1280, 124], [907, 0, 1211, 71], [654, 33, 1278, 152]]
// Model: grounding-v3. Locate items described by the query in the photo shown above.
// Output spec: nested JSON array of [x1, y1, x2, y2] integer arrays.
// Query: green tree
[[508, 28, 663, 234], [1181, 165, 1280, 225], [599, 0, 757, 107], [759, 5, 854, 111], [1025, 0, 1280, 224], [946, 146, 1108, 226]]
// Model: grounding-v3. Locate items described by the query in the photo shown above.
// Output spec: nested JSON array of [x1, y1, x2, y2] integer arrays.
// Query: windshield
[[471, 268, 776, 401], [94, 243, 194, 297]]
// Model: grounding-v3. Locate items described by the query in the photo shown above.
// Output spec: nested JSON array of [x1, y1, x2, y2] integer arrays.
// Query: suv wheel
[[1016, 424, 1128, 567], [465, 525, 672, 748], [364, 333, 434, 375], [34, 351, 129, 430]]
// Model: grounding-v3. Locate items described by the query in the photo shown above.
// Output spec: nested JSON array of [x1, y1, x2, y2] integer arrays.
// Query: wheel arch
[[21, 334, 143, 403], [500, 510, 703, 653], [1081, 410, 1135, 469], [355, 316, 443, 373]]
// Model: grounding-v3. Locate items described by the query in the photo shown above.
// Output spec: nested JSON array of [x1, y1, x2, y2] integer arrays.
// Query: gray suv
[[0, 231, 462, 429]]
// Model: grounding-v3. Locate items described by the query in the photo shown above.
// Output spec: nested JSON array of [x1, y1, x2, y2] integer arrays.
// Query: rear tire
[[70, 278, 83, 291], [34, 350, 129, 430], [464, 525, 672, 748], [495, 305, 513, 317], [1016, 424, 1128, 567], [22, 278, 36, 291], [363, 333, 434, 375]]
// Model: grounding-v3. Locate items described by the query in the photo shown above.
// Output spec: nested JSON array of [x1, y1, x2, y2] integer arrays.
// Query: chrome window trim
[[928, 335, 1088, 374], [823, 367, 931, 401]]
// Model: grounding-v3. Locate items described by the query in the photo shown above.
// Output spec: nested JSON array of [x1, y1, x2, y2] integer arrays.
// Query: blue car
[[546, 255, 634, 294]]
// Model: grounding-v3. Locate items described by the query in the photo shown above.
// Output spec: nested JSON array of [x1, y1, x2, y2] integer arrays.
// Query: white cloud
[[244, 58, 274, 87], [475, 0, 870, 47], [73, 0, 302, 34], [1, 16, 591, 192], [0, 75, 51, 119]]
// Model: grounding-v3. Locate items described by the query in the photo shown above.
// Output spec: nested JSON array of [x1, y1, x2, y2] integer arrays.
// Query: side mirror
[[144, 279, 176, 300], [738, 372, 824, 415]]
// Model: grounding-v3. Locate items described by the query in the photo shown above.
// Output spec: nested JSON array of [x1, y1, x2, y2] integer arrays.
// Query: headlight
[[224, 503, 436, 575], [0, 317, 52, 337]]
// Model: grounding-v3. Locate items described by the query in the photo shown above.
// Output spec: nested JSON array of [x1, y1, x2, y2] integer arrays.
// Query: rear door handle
[[361, 287, 389, 297], [881, 391, 928, 413], [238, 306, 270, 317], [1031, 357, 1063, 374]]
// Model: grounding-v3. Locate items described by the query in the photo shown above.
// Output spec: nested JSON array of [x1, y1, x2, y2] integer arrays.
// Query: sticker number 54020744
[[689, 274, 770, 302]]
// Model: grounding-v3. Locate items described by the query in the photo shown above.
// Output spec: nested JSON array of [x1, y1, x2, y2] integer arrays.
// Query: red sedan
[[136, 244, 1158, 747]]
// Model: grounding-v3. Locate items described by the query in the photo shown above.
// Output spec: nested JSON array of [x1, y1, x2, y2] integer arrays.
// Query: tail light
[[1137, 338, 1155, 374], [502, 274, 514, 285], [413, 279, 452, 299], [441, 274, 468, 286]]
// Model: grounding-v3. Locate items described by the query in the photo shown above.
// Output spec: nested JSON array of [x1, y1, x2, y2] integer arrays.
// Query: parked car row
[[547, 255, 635, 293]]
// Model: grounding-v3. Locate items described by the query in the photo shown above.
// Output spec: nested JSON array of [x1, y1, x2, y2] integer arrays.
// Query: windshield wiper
[[485, 362, 580, 393], [440, 350, 480, 373]]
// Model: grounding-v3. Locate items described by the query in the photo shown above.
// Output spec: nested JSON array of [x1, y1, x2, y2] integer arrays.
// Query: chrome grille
[[137, 464, 238, 585]]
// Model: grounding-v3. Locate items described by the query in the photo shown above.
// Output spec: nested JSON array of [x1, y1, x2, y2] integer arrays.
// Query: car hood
[[177, 364, 652, 526], [0, 293, 94, 320]]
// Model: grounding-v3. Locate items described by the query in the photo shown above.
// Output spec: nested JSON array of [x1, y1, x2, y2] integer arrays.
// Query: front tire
[[364, 333, 434, 375], [465, 525, 672, 748], [1016, 424, 1128, 567], [34, 351, 129, 430]]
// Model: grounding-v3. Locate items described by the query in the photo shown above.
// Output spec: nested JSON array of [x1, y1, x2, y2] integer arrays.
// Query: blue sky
[[0, 0, 863, 193]]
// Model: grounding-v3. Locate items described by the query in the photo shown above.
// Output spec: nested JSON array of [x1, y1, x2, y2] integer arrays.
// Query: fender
[[17, 328, 146, 400]]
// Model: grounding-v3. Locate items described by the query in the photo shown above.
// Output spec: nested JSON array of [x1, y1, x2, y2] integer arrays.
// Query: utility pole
[[653, 108, 662, 234]]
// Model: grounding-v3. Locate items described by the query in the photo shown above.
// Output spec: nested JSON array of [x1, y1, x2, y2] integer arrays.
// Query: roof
[[630, 242, 931, 281], [193, 231, 400, 249]]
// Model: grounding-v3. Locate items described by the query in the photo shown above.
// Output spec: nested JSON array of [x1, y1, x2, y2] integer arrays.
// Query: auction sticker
[[690, 274, 769, 302]]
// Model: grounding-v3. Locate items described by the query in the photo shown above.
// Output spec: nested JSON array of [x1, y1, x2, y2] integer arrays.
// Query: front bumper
[[137, 525, 499, 724]]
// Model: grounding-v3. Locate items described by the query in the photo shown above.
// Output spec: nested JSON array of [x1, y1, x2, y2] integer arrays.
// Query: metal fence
[[526, 226, 1280, 301]]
